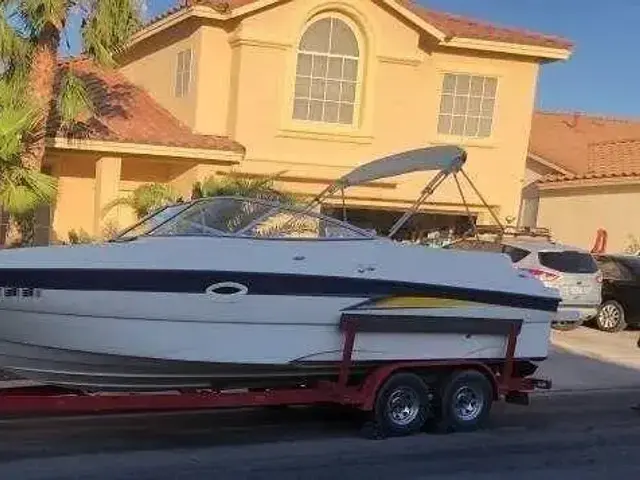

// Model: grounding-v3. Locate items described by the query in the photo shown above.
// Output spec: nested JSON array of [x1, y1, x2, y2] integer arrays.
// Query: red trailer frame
[[0, 317, 551, 435]]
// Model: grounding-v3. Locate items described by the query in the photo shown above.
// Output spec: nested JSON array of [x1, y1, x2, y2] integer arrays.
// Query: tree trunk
[[15, 213, 36, 247], [22, 23, 61, 171]]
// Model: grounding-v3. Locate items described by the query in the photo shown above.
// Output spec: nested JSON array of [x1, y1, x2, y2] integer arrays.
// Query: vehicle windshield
[[116, 197, 373, 240]]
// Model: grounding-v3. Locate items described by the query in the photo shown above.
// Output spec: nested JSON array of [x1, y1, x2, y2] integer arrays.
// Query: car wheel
[[596, 300, 627, 332]]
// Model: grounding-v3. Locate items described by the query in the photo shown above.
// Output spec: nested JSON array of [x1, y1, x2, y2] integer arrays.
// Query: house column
[[94, 156, 122, 236]]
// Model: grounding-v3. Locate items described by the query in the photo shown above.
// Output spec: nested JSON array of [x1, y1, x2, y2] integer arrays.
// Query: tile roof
[[49, 58, 244, 153], [588, 139, 640, 176], [396, 1, 573, 50], [142, 0, 572, 51], [529, 112, 640, 185]]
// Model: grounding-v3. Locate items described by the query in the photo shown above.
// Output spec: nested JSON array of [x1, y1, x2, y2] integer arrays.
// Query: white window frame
[[437, 73, 498, 138], [175, 49, 192, 98], [292, 15, 361, 126]]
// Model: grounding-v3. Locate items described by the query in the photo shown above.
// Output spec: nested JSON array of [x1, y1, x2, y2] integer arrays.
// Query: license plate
[[568, 286, 587, 295]]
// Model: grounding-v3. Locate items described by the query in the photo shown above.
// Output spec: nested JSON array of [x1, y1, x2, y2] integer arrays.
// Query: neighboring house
[[37, 0, 572, 243], [524, 111, 640, 253]]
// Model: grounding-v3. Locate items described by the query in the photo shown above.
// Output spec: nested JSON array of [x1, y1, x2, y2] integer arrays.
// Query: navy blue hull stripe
[[0, 268, 559, 312]]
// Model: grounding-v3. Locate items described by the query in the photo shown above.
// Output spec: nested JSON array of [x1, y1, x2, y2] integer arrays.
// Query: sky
[[64, 0, 640, 118]]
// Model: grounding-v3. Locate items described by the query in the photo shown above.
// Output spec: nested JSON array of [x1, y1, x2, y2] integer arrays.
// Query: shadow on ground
[[539, 345, 640, 391]]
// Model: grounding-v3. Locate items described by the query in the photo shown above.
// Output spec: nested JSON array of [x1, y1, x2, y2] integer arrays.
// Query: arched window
[[293, 16, 360, 125]]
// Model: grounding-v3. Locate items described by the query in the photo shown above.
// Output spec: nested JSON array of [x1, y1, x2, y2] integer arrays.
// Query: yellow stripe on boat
[[371, 296, 485, 309]]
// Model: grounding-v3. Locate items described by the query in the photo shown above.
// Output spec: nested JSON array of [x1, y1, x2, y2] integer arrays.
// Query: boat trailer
[[0, 318, 551, 438]]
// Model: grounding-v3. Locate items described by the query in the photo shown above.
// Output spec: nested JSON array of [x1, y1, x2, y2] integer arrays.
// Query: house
[[37, 0, 572, 243], [523, 111, 640, 253]]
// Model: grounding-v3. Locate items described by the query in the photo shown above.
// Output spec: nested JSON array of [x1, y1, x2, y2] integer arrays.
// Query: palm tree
[[102, 182, 178, 221], [190, 172, 319, 237], [0, 76, 57, 245], [192, 171, 299, 204], [0, 0, 143, 170]]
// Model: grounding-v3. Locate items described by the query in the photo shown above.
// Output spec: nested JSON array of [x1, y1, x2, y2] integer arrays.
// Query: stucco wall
[[47, 152, 221, 242], [120, 0, 543, 223], [537, 184, 640, 253], [49, 153, 98, 241], [225, 0, 540, 220], [518, 158, 559, 227], [119, 18, 203, 130]]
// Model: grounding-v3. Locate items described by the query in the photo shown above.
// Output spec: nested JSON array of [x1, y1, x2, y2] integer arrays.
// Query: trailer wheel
[[438, 369, 493, 433], [371, 372, 431, 438]]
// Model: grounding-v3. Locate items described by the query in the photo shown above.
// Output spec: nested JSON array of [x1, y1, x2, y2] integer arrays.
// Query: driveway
[[551, 327, 640, 368], [542, 327, 640, 391]]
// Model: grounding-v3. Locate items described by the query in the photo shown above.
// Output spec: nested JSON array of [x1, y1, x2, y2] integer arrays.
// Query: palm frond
[[81, 0, 142, 67], [0, 164, 57, 215], [199, 171, 300, 205], [0, 58, 29, 94], [0, 80, 38, 160], [0, 6, 31, 63], [251, 213, 320, 238], [103, 183, 177, 219], [16, 0, 67, 35], [57, 69, 94, 126], [101, 195, 135, 216]]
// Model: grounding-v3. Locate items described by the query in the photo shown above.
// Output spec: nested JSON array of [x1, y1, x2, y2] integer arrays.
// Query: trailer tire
[[438, 369, 493, 433], [372, 372, 431, 437]]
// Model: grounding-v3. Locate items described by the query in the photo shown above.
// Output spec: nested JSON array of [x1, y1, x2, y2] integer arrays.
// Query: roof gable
[[135, 0, 572, 57], [50, 58, 243, 153]]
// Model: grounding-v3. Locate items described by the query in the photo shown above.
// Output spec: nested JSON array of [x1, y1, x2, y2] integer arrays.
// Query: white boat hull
[[0, 236, 560, 392], [0, 291, 552, 391]]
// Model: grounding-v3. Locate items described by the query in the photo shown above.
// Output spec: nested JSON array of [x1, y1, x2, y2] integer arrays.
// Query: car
[[592, 254, 640, 332], [444, 236, 602, 331]]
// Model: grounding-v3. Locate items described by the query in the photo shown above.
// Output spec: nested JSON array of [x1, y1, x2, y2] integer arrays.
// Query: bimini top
[[335, 145, 467, 188]]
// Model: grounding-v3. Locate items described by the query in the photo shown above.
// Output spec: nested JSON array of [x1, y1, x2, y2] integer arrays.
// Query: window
[[437, 73, 497, 138], [598, 256, 639, 281], [596, 258, 631, 281], [617, 257, 640, 278], [293, 16, 360, 125], [502, 245, 530, 263], [538, 251, 599, 274], [175, 49, 192, 98]]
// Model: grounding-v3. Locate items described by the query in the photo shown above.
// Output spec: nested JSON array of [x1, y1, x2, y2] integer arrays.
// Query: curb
[[531, 385, 640, 397]]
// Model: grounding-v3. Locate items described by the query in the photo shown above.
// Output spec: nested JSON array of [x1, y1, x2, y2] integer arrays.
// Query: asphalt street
[[0, 388, 639, 479]]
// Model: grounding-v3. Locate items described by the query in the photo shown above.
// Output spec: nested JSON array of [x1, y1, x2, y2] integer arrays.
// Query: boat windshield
[[112, 203, 192, 241], [135, 197, 373, 239]]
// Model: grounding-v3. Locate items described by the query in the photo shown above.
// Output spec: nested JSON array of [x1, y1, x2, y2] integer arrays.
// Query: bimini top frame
[[302, 145, 504, 239]]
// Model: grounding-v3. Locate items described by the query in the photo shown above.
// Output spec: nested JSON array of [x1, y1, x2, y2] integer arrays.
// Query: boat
[[0, 145, 561, 392]]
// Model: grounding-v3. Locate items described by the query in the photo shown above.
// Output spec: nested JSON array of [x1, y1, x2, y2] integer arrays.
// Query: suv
[[444, 236, 602, 330]]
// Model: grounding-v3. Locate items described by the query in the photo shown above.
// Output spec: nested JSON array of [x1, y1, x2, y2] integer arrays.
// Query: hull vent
[[0, 287, 42, 299]]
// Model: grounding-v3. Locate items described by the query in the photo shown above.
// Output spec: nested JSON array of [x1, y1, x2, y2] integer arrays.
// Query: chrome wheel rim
[[453, 386, 484, 422], [599, 304, 621, 329], [386, 387, 420, 426]]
